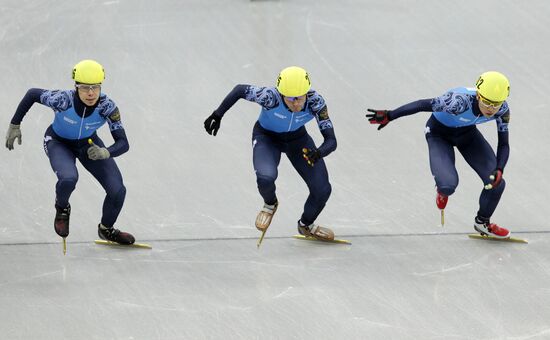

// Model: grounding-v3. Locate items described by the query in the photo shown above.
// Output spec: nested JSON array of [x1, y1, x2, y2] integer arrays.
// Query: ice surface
[[1, 0, 550, 339]]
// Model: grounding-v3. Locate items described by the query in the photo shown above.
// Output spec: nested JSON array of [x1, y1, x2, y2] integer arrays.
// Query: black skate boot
[[54, 204, 71, 238], [98, 224, 135, 245]]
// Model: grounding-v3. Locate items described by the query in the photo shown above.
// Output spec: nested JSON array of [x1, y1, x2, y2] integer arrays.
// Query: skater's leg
[[44, 133, 79, 237], [79, 138, 126, 227], [458, 129, 505, 219], [426, 133, 458, 197], [44, 135, 78, 208], [286, 134, 331, 226], [252, 134, 282, 205]]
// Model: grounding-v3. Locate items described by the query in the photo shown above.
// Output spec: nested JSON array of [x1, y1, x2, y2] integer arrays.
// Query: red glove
[[366, 109, 391, 130], [484, 169, 503, 190]]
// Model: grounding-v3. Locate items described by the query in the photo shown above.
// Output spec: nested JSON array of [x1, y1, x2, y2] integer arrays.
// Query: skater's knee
[[312, 182, 331, 201], [438, 185, 455, 197], [493, 178, 506, 192], [256, 173, 276, 187], [109, 185, 126, 208], [57, 177, 78, 191]]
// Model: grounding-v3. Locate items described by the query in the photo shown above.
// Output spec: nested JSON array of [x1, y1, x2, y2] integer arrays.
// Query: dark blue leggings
[[252, 124, 331, 226], [425, 116, 505, 219], [43, 127, 126, 227]]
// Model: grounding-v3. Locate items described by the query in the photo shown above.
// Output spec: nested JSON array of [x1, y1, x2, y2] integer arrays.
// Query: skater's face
[[283, 95, 306, 112], [477, 93, 503, 118], [76, 83, 101, 106]]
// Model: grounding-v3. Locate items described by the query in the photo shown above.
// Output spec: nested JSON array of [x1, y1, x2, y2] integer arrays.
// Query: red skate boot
[[436, 191, 448, 210], [436, 190, 448, 226], [474, 216, 510, 239]]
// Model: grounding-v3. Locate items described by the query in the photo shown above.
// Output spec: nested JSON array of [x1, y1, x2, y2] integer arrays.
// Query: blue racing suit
[[213, 85, 337, 225], [10, 88, 129, 227], [388, 87, 510, 219]]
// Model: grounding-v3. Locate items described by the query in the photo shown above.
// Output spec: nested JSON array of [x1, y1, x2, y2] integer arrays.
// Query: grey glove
[[5, 124, 22, 150], [87, 142, 110, 160]]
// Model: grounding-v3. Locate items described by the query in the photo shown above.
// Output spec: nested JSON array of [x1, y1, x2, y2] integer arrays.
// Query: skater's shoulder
[[96, 93, 117, 115], [306, 89, 326, 112], [39, 89, 74, 111]]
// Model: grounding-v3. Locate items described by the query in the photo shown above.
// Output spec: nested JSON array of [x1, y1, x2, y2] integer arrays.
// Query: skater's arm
[[10, 88, 46, 124], [106, 128, 129, 157], [212, 84, 249, 117], [105, 108, 129, 157], [388, 99, 433, 120], [315, 106, 336, 157], [496, 131, 509, 171], [318, 127, 336, 157], [495, 106, 510, 171]]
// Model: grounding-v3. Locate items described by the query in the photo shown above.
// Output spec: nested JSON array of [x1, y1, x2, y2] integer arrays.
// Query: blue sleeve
[[10, 88, 45, 124], [106, 128, 129, 158], [388, 99, 433, 121], [213, 84, 249, 117]]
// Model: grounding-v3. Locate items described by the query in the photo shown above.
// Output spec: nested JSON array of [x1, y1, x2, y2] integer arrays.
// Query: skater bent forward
[[204, 66, 337, 241], [5, 59, 135, 245], [366, 71, 512, 238]]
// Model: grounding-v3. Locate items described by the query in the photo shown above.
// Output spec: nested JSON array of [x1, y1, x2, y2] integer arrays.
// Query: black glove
[[484, 168, 503, 190], [302, 148, 321, 167], [204, 112, 222, 136], [366, 109, 391, 130]]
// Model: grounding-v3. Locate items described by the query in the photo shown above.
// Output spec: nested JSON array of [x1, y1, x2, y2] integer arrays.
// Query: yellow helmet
[[276, 66, 311, 97], [475, 71, 510, 102], [72, 60, 105, 84]]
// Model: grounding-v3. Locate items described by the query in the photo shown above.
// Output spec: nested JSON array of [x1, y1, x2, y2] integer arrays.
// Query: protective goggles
[[76, 84, 101, 92], [284, 95, 306, 102], [478, 93, 503, 109]]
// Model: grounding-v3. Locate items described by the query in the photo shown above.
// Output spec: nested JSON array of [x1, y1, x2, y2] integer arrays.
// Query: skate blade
[[468, 234, 528, 244], [257, 229, 267, 249], [63, 237, 67, 255], [293, 235, 351, 245], [94, 240, 152, 249]]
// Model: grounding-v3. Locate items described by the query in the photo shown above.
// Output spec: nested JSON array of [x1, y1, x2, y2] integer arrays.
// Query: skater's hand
[[87, 140, 110, 160], [204, 112, 222, 136], [484, 169, 503, 190], [302, 147, 321, 167], [366, 109, 391, 130], [5, 124, 22, 150]]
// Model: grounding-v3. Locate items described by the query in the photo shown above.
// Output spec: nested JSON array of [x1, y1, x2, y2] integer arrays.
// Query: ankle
[[56, 203, 71, 212], [475, 215, 489, 224]]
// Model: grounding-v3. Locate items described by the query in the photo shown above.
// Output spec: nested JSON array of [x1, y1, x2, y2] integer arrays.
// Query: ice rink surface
[[2, 0, 550, 339]]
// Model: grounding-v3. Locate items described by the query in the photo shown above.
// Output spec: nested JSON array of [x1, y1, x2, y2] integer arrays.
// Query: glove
[[302, 148, 321, 167], [366, 109, 391, 130], [87, 141, 110, 160], [5, 123, 22, 150], [204, 112, 222, 136], [484, 169, 503, 190]]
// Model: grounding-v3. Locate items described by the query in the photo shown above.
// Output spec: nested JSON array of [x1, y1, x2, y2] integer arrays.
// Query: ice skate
[[255, 201, 278, 231], [297, 220, 334, 241], [473, 216, 510, 239], [436, 190, 448, 226], [98, 224, 135, 245], [54, 204, 71, 238], [436, 191, 448, 210]]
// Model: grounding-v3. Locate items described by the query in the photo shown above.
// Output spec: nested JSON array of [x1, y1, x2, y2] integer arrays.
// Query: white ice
[[1, 0, 550, 339]]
